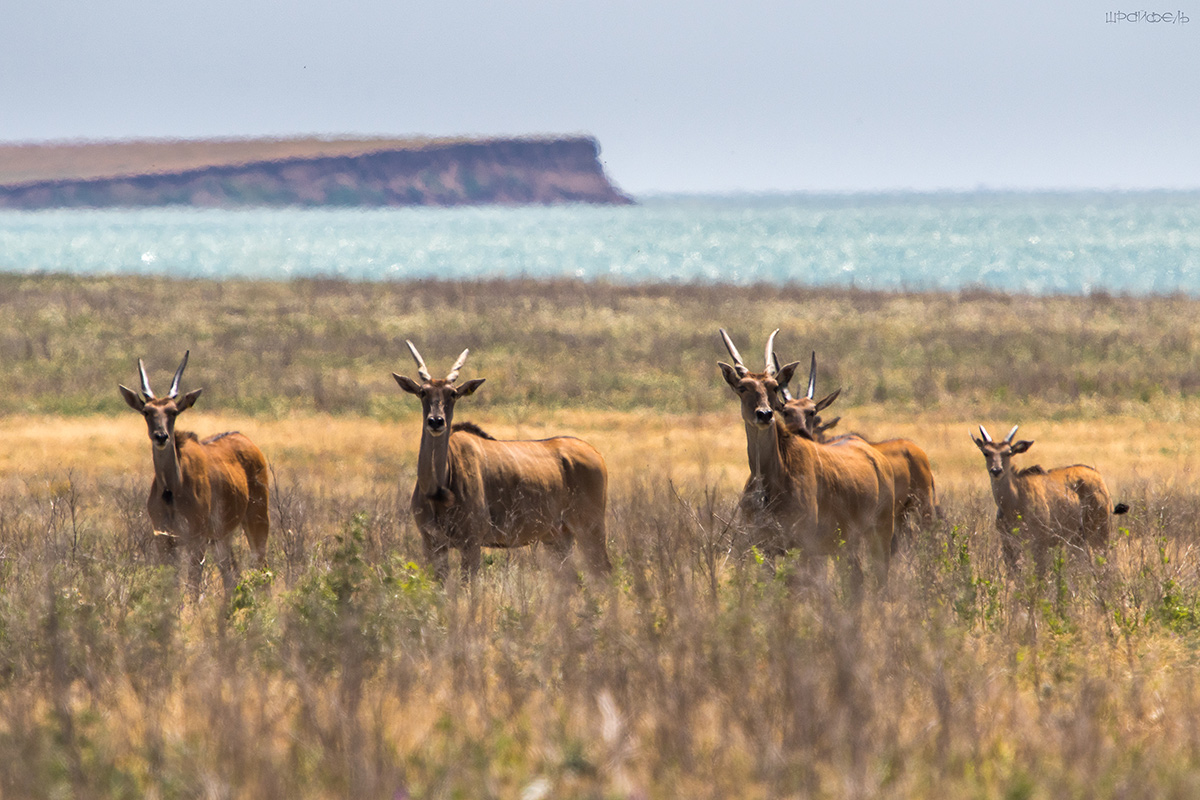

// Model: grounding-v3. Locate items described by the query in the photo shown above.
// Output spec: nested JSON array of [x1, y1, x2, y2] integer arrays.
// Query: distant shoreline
[[0, 135, 632, 209]]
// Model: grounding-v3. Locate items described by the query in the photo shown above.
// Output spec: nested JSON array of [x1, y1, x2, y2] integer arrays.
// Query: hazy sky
[[2, 0, 1197, 194]]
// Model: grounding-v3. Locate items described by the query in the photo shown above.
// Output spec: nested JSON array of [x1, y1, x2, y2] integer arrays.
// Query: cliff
[[0, 136, 633, 209]]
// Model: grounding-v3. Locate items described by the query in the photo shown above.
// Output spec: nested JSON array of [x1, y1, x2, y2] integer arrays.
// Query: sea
[[1, 191, 1198, 295]]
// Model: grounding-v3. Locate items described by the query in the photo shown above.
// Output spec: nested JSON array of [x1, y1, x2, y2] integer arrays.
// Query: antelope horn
[[807, 351, 817, 400], [772, 353, 794, 402], [764, 329, 780, 376], [446, 348, 470, 383], [1005, 424, 1020, 443], [405, 340, 433, 382], [718, 329, 748, 376], [137, 359, 155, 399], [978, 425, 993, 443], [168, 350, 189, 399]]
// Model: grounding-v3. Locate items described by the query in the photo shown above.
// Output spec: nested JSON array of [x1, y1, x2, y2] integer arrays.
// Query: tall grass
[[3, 275, 1200, 798], [4, 470, 1200, 798]]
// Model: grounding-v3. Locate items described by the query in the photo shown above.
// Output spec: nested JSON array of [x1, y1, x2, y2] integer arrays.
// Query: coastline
[[0, 135, 633, 209]]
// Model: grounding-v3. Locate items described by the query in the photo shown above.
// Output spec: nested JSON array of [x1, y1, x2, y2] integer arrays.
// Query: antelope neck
[[744, 420, 787, 487], [989, 469, 1021, 514], [151, 436, 184, 498], [417, 427, 452, 497]]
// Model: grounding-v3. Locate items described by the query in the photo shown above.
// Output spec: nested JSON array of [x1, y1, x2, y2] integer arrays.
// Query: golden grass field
[[3, 275, 1200, 798], [1, 406, 1195, 500]]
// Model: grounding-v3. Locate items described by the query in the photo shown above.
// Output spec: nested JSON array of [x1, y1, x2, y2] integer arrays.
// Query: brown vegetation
[[1, 276, 1200, 797]]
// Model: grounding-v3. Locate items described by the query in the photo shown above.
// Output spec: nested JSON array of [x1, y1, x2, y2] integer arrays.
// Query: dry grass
[[3, 275, 1200, 798]]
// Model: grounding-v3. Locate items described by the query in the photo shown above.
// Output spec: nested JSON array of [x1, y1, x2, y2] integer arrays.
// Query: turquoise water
[[1, 192, 1198, 294]]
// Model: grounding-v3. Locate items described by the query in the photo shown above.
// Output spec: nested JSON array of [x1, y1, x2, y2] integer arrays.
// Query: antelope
[[775, 352, 938, 548], [971, 424, 1129, 573], [718, 329, 895, 586], [119, 352, 270, 594], [394, 341, 611, 582]]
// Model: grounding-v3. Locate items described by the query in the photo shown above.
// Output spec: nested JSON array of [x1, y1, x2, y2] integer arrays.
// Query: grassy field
[[3, 275, 1200, 798]]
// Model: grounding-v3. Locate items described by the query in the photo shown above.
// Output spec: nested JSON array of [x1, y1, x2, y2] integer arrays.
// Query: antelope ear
[[176, 388, 202, 411], [970, 432, 986, 449], [774, 360, 802, 393], [455, 378, 486, 397], [118, 385, 145, 412], [393, 373, 422, 395], [814, 387, 842, 413], [718, 362, 742, 389], [1010, 439, 1033, 454]]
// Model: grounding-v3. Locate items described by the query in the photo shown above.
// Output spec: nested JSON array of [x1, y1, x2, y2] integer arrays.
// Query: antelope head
[[717, 329, 801, 430], [772, 351, 842, 440], [393, 340, 485, 437], [971, 424, 1034, 478], [119, 351, 202, 451]]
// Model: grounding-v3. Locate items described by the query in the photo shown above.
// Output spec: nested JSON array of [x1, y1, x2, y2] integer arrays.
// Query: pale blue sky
[[2, 0, 1197, 194]]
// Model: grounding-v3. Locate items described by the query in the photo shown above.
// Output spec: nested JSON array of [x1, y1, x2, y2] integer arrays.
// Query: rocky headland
[[0, 135, 632, 209]]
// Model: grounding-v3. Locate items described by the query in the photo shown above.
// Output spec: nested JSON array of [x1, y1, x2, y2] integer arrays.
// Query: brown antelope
[[971, 424, 1129, 573], [394, 341, 611, 582], [775, 352, 938, 549], [119, 352, 270, 594], [718, 329, 895, 586]]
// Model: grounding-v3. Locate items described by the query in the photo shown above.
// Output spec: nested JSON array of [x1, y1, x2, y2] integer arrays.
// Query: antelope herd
[[115, 329, 1130, 591], [717, 330, 895, 587]]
